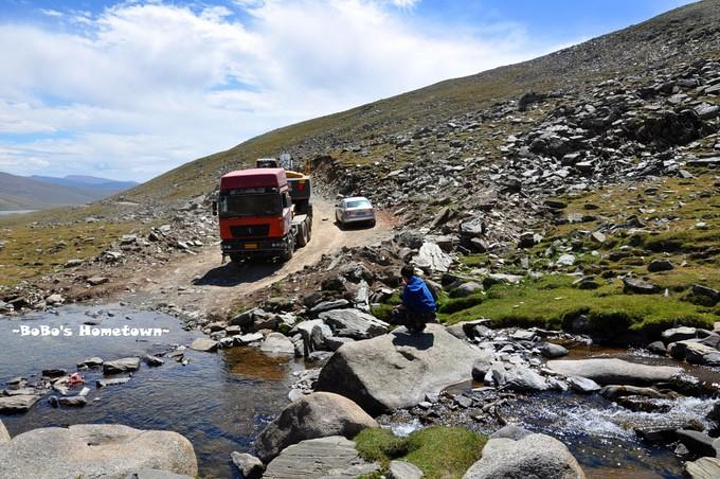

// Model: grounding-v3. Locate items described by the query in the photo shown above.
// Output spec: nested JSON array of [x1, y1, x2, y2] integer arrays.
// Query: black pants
[[392, 308, 436, 334]]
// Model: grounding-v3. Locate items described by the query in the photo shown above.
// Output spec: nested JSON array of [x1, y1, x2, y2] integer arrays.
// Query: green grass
[[355, 426, 486, 479], [459, 254, 489, 267], [439, 275, 718, 337], [0, 219, 144, 287], [370, 292, 402, 322], [438, 293, 485, 314]]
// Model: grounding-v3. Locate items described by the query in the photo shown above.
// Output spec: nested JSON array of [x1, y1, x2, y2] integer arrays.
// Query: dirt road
[[126, 200, 394, 318]]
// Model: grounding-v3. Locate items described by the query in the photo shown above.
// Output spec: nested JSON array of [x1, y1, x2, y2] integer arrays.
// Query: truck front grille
[[230, 224, 270, 238]]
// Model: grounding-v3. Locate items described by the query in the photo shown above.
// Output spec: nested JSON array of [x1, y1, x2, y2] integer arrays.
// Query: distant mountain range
[[0, 173, 139, 211]]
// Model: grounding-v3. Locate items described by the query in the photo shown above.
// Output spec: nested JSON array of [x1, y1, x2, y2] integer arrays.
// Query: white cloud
[[0, 0, 558, 182], [39, 9, 64, 17]]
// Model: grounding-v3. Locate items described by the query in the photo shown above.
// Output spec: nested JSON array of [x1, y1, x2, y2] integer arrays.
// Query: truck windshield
[[220, 194, 282, 217]]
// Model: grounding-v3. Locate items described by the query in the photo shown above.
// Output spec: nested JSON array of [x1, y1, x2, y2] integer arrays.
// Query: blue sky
[[0, 0, 695, 182]]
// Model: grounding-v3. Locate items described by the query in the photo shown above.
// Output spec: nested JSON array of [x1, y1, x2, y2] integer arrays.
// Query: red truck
[[214, 167, 312, 263]]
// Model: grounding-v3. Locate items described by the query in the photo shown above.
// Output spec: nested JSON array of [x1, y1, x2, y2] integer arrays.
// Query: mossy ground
[[0, 212, 144, 287], [440, 174, 719, 336], [438, 275, 717, 336], [355, 426, 486, 479]]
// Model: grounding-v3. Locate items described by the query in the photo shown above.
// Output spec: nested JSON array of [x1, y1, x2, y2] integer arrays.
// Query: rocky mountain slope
[[120, 0, 720, 209], [1, 0, 718, 324]]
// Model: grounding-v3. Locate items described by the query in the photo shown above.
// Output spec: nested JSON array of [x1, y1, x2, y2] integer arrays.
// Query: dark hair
[[400, 265, 415, 279]]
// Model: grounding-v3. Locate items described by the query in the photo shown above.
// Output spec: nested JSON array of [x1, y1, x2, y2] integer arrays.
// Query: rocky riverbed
[[0, 305, 305, 478]]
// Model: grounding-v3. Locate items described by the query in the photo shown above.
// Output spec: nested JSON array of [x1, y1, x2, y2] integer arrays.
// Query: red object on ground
[[67, 372, 84, 386]]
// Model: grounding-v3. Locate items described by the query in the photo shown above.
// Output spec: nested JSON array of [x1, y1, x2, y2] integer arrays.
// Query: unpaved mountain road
[[124, 200, 395, 318]]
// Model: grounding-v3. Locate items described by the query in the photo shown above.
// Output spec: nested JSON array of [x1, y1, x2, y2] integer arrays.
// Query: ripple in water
[[502, 393, 719, 478]]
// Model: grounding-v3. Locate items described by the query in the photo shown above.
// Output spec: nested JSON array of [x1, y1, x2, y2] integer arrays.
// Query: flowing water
[[0, 305, 303, 478], [2, 307, 719, 478]]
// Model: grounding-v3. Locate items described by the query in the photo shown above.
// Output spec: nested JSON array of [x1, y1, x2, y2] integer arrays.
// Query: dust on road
[[125, 200, 394, 318]]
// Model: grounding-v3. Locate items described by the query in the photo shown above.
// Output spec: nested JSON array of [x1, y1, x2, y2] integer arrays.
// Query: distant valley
[[0, 172, 139, 211]]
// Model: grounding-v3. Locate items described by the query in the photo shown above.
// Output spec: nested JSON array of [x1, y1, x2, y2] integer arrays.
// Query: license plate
[[244, 243, 258, 249]]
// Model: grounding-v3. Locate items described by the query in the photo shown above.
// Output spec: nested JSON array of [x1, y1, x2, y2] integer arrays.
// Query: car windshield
[[345, 200, 371, 209], [220, 193, 282, 217]]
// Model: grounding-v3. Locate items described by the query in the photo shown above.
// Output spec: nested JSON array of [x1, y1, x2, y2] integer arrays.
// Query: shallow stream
[[0, 305, 303, 478], [2, 306, 719, 478]]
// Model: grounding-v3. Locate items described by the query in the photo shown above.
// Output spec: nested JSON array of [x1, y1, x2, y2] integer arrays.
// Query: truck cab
[[217, 168, 311, 262]]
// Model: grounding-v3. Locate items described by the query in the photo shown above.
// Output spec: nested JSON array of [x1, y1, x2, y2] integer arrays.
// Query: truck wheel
[[297, 223, 308, 247], [280, 237, 295, 261], [229, 253, 243, 263]]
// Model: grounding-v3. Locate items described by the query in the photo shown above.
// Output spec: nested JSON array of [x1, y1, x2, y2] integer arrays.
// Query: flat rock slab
[[260, 333, 295, 355], [318, 309, 389, 340], [317, 324, 489, 415], [0, 424, 198, 479], [263, 436, 375, 479], [0, 394, 42, 414], [546, 358, 682, 386], [124, 470, 195, 479], [189, 338, 218, 352], [103, 357, 141, 374]]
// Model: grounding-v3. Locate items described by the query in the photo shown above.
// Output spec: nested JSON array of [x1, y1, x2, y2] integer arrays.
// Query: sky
[[0, 0, 696, 182]]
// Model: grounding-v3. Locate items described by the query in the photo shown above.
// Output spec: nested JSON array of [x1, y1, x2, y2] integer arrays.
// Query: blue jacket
[[402, 275, 437, 314]]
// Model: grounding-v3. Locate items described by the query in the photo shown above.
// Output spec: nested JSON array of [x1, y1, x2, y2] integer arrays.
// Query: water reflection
[[0, 305, 301, 478]]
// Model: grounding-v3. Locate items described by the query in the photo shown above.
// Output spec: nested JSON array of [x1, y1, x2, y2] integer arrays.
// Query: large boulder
[[685, 457, 720, 479], [254, 392, 378, 463], [263, 436, 379, 479], [318, 309, 389, 340], [546, 358, 682, 386], [0, 420, 10, 444], [316, 324, 489, 415], [0, 424, 197, 479], [462, 433, 585, 479]]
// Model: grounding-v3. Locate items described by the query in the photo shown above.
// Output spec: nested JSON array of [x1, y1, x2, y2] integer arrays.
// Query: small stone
[[388, 460, 424, 479], [539, 342, 569, 359], [544, 199, 567, 209], [58, 395, 87, 408], [648, 260, 674, 272], [556, 254, 576, 267], [662, 327, 697, 343], [230, 452, 265, 479], [647, 341, 667, 355], [567, 376, 601, 393], [623, 277, 660, 295], [87, 276, 109, 286], [77, 357, 104, 368], [143, 354, 165, 367]]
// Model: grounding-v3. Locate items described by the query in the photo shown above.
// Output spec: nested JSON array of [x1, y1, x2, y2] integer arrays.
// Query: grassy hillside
[[0, 172, 111, 211]]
